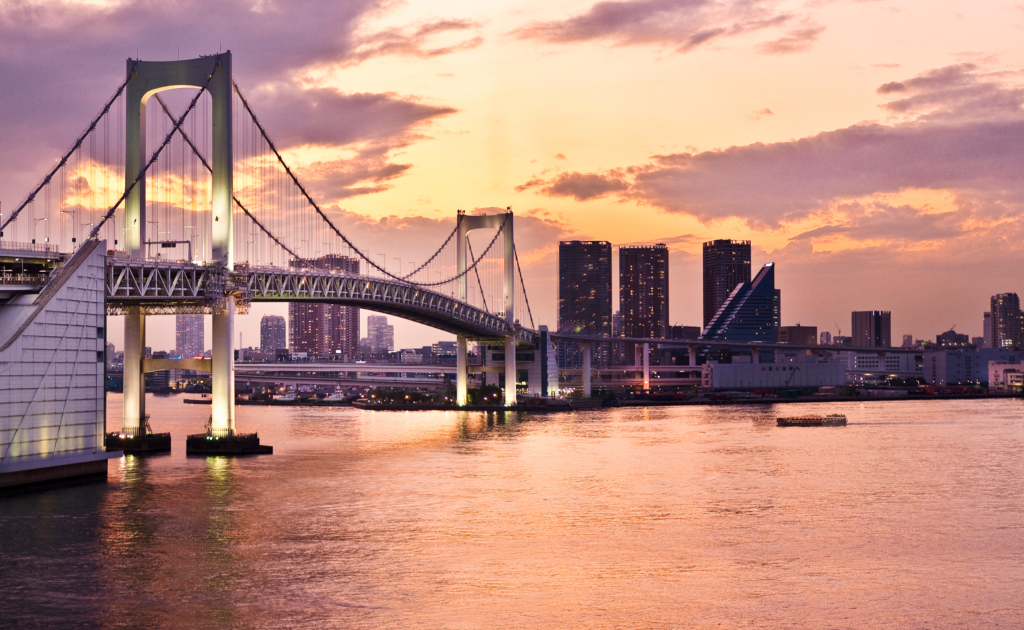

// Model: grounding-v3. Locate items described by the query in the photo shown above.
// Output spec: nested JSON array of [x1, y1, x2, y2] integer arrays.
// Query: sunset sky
[[3, 0, 1024, 350]]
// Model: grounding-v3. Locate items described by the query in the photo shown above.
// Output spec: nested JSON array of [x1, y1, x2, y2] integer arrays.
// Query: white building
[[988, 362, 1024, 391], [924, 348, 1024, 386], [0, 242, 117, 488], [701, 361, 847, 390]]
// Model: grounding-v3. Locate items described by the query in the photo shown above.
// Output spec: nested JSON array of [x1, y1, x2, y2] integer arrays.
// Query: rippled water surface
[[3, 396, 1024, 628]]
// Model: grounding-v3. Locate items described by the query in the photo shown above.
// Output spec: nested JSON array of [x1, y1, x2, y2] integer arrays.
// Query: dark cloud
[[518, 171, 630, 201], [512, 0, 796, 53], [516, 64, 1024, 228], [245, 85, 456, 149], [0, 0, 470, 207]]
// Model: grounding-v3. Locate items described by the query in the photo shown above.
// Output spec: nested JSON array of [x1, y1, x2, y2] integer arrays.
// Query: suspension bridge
[[0, 53, 537, 450]]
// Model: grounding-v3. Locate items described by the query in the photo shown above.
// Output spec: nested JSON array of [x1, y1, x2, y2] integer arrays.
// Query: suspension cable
[[513, 244, 535, 328], [153, 93, 301, 261], [90, 61, 219, 238], [232, 80, 506, 288], [2, 69, 136, 233], [467, 238, 488, 312]]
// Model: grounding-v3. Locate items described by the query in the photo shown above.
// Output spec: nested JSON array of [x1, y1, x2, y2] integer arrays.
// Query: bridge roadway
[[103, 256, 536, 344]]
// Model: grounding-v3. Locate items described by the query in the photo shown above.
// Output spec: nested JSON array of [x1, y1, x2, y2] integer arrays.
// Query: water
[[3, 396, 1024, 628]]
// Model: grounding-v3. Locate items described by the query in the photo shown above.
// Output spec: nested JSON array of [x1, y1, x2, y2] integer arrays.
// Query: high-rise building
[[366, 314, 395, 353], [990, 293, 1022, 350], [175, 314, 204, 358], [703, 239, 751, 328], [260, 315, 287, 353], [820, 331, 833, 346], [288, 255, 361, 358], [619, 244, 669, 341], [558, 241, 612, 368], [779, 325, 817, 345], [983, 311, 992, 348], [902, 334, 914, 348], [701, 263, 780, 357], [851, 311, 891, 348]]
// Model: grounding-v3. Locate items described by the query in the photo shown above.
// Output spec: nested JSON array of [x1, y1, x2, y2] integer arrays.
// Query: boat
[[324, 391, 350, 403], [777, 414, 847, 427], [275, 393, 297, 402]]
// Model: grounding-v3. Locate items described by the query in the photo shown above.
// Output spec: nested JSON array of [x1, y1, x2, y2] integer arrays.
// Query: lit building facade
[[288, 255, 361, 358], [558, 241, 612, 368], [703, 239, 751, 328], [175, 314, 204, 358], [260, 315, 287, 353], [619, 244, 669, 340], [990, 293, 1021, 350], [701, 262, 781, 360]]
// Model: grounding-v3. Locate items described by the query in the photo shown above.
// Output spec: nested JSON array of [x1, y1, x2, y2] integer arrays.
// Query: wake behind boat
[[777, 414, 847, 427]]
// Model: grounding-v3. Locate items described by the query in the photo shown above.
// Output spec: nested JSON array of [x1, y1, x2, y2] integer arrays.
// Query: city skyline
[[7, 1, 1024, 351]]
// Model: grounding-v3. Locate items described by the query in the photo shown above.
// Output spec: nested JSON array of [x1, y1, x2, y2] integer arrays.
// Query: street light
[[32, 217, 47, 245]]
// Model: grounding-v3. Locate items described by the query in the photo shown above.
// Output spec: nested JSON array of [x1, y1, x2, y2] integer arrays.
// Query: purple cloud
[[513, 0, 799, 53]]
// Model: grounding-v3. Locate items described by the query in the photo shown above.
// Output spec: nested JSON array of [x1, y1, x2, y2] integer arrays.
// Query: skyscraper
[[175, 314, 204, 358], [779, 325, 817, 345], [820, 331, 833, 346], [619, 244, 669, 343], [366, 314, 395, 353], [703, 239, 751, 328], [851, 311, 891, 348], [701, 263, 780, 355], [260, 315, 287, 353], [983, 311, 992, 348], [990, 293, 1022, 350], [558, 241, 612, 368], [288, 255, 361, 358]]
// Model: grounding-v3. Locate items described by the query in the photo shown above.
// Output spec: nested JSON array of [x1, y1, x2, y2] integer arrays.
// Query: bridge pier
[[211, 296, 235, 437], [456, 335, 468, 406], [505, 336, 517, 405], [581, 341, 594, 398], [122, 313, 146, 436], [643, 342, 650, 392]]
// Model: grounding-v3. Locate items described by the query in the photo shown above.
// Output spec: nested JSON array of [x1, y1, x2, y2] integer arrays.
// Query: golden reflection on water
[[4, 395, 1024, 627]]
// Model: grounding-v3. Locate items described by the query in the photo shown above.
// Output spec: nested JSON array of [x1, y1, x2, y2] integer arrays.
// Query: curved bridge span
[[104, 257, 536, 344]]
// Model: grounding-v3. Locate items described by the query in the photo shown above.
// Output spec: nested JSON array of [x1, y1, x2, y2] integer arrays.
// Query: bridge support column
[[505, 336, 517, 406], [211, 297, 235, 437], [751, 347, 760, 364], [689, 345, 697, 367], [122, 313, 146, 436], [456, 335, 468, 406], [581, 341, 594, 398], [643, 342, 650, 392]]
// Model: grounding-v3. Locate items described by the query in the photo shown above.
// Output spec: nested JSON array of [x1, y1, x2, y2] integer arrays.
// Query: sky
[[4, 0, 1024, 350]]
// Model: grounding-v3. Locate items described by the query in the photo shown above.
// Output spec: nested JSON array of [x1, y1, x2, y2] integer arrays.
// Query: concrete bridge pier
[[456, 335, 468, 406], [109, 312, 171, 453], [210, 296, 235, 437], [581, 341, 594, 398], [751, 347, 760, 364], [689, 345, 697, 367], [643, 342, 650, 392], [505, 336, 517, 405]]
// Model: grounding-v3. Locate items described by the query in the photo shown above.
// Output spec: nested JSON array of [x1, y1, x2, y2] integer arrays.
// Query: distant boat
[[324, 391, 349, 402], [276, 393, 297, 402], [777, 414, 847, 427]]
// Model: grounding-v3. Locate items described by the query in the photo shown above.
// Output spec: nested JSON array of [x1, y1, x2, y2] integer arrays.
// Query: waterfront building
[[989, 362, 1024, 391], [701, 263, 781, 360], [619, 244, 669, 363], [558, 240, 612, 368], [924, 348, 1024, 385], [851, 311, 891, 348], [703, 239, 751, 327], [260, 315, 287, 353], [702, 360, 845, 390], [779, 325, 817, 345], [990, 293, 1022, 350], [936, 329, 969, 347], [288, 255, 360, 358]]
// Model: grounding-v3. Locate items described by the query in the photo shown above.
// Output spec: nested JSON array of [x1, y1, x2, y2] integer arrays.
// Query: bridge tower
[[455, 210, 516, 406], [121, 53, 235, 438]]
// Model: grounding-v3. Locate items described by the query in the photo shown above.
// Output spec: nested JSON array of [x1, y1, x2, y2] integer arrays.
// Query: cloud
[[347, 18, 484, 65], [748, 107, 774, 120], [516, 63, 1024, 229], [0, 0, 471, 208], [756, 22, 824, 54], [512, 0, 797, 53], [518, 171, 630, 201]]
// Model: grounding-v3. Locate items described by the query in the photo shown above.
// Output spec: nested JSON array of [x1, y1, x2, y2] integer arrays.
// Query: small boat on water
[[276, 393, 297, 402], [777, 414, 847, 427]]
